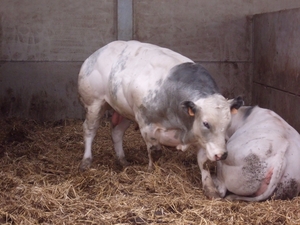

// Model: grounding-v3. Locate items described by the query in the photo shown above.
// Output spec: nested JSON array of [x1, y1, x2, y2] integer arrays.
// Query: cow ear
[[181, 101, 197, 117], [228, 96, 244, 114]]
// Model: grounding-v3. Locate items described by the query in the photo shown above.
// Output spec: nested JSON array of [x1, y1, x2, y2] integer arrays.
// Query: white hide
[[215, 106, 300, 201]]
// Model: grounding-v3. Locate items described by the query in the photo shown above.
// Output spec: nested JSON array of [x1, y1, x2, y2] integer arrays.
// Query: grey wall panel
[[253, 1, 300, 14], [0, 0, 116, 61], [202, 62, 252, 104], [252, 8, 300, 132], [133, 0, 252, 62], [252, 83, 300, 132], [0, 62, 84, 121], [133, 1, 300, 63], [253, 8, 300, 96]]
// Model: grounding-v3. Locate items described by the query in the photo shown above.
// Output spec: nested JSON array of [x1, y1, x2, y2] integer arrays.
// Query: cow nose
[[215, 152, 228, 161]]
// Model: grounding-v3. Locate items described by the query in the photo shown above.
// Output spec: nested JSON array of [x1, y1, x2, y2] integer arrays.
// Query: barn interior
[[0, 1, 300, 224]]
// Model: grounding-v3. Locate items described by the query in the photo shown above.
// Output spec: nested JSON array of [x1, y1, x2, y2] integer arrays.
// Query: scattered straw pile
[[0, 118, 299, 225]]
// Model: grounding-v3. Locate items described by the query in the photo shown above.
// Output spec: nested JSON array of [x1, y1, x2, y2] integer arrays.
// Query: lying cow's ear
[[228, 96, 244, 114], [181, 101, 197, 117]]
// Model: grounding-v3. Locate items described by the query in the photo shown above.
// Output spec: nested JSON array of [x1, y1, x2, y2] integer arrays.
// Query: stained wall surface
[[0, 0, 116, 120], [1, 0, 116, 61], [1, 0, 300, 121], [252, 8, 300, 131]]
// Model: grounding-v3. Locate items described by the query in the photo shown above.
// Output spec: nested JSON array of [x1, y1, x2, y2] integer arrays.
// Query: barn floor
[[0, 118, 299, 225]]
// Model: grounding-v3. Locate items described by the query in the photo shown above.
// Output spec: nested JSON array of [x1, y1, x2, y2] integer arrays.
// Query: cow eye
[[203, 122, 210, 129]]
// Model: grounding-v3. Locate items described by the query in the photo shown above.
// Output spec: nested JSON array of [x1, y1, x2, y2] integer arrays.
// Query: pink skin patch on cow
[[255, 168, 274, 196], [112, 112, 123, 127]]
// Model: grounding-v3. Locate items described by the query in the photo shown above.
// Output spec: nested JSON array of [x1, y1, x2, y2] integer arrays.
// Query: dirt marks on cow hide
[[0, 118, 300, 224]]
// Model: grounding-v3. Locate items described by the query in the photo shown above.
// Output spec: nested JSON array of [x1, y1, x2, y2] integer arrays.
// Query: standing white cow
[[78, 40, 242, 198], [214, 106, 300, 201]]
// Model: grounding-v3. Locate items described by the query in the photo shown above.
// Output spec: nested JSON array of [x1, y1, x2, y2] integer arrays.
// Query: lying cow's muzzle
[[215, 151, 228, 161]]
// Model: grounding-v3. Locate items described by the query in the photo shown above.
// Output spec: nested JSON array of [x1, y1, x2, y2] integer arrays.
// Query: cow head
[[181, 95, 243, 161]]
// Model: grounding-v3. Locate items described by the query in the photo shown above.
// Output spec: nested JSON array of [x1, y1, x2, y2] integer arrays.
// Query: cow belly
[[273, 150, 300, 199]]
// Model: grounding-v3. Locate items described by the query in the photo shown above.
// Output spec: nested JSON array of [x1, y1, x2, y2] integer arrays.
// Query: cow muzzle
[[215, 151, 228, 161]]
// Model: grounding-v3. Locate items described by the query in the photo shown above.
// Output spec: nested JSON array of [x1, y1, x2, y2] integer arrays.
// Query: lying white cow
[[214, 106, 300, 201], [78, 40, 242, 198]]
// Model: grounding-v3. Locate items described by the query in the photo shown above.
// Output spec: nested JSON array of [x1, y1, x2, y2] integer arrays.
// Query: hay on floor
[[0, 118, 299, 224]]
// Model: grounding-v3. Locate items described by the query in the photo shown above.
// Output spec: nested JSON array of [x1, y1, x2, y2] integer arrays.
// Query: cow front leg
[[145, 144, 161, 171], [139, 124, 162, 171], [111, 114, 131, 166], [80, 100, 109, 171], [212, 162, 227, 198], [197, 148, 220, 199]]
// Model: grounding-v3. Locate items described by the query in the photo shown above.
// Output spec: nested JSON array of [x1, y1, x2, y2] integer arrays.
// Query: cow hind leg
[[80, 100, 109, 171], [111, 114, 131, 166], [146, 145, 162, 171], [138, 125, 162, 171], [225, 140, 289, 202], [273, 178, 299, 200]]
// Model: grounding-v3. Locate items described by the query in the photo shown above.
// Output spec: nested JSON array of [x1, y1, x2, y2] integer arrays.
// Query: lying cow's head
[[181, 95, 243, 161]]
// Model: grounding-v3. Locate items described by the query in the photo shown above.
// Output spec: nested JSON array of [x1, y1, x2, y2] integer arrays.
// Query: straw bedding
[[0, 118, 299, 225]]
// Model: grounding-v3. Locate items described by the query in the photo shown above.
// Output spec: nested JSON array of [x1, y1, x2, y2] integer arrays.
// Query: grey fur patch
[[155, 78, 163, 86], [139, 63, 219, 134], [265, 143, 273, 157], [274, 179, 298, 200], [242, 153, 267, 191], [169, 63, 219, 96], [109, 49, 128, 99]]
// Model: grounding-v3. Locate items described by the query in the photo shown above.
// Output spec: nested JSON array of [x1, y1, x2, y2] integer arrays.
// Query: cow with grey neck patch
[[78, 40, 241, 198], [214, 106, 300, 201]]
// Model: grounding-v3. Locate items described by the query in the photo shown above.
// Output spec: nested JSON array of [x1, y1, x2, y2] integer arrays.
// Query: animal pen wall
[[0, 0, 300, 131], [1, 1, 300, 224]]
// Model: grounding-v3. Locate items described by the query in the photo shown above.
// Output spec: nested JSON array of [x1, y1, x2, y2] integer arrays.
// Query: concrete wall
[[0, 0, 116, 120], [1, 0, 300, 121], [252, 8, 300, 132]]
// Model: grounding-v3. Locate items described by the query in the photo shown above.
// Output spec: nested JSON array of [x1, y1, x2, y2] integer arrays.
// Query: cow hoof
[[206, 192, 221, 200], [147, 165, 154, 172], [79, 158, 92, 172], [151, 149, 163, 162], [204, 188, 221, 199], [119, 158, 130, 167]]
